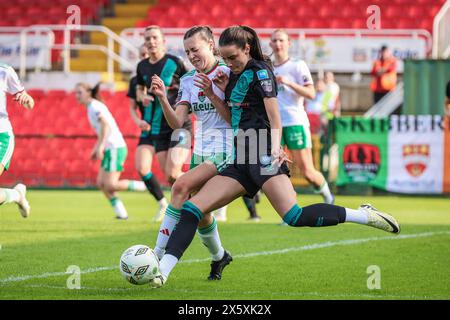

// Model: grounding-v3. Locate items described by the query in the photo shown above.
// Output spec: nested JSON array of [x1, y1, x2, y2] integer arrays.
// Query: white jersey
[[87, 99, 126, 150], [273, 59, 313, 127], [176, 62, 233, 156], [0, 63, 25, 133]]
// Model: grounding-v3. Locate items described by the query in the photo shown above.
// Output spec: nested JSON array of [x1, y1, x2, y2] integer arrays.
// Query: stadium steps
[[70, 0, 155, 88]]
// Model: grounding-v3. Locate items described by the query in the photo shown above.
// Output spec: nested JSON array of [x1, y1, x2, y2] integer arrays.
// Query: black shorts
[[137, 129, 191, 153], [219, 157, 290, 198]]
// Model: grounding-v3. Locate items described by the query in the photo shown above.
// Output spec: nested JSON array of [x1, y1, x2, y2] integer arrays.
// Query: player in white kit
[[0, 63, 34, 218], [270, 30, 334, 214], [75, 83, 148, 220], [150, 26, 235, 280]]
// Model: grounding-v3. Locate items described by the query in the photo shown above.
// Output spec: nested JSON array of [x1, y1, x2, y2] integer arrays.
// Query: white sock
[[154, 205, 180, 259], [159, 254, 179, 279], [128, 180, 147, 191], [214, 206, 227, 217], [0, 189, 21, 204], [158, 198, 168, 208], [345, 208, 369, 224], [317, 182, 334, 204], [197, 217, 225, 261], [110, 198, 128, 218]]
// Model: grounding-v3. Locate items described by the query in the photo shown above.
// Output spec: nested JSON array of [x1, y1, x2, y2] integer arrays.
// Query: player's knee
[[103, 182, 116, 194], [172, 179, 190, 201]]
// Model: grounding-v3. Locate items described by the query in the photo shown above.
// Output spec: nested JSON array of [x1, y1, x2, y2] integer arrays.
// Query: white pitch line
[[10, 284, 450, 300], [0, 230, 449, 284]]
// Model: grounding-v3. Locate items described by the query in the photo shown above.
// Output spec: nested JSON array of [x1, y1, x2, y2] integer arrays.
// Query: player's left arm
[[91, 116, 109, 160], [14, 91, 35, 110], [264, 97, 291, 166]]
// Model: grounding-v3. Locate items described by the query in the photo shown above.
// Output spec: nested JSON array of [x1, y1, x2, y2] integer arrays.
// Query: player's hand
[[193, 73, 214, 97], [150, 75, 166, 98], [91, 145, 104, 161], [14, 91, 35, 109], [212, 70, 229, 92], [138, 120, 151, 131], [142, 94, 154, 106], [271, 148, 292, 167]]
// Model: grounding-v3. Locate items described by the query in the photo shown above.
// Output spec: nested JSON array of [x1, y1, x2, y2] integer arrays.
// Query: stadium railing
[[433, 0, 450, 58], [15, 24, 138, 83]]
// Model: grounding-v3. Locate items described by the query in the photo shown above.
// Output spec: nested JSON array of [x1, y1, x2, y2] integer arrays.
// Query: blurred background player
[[128, 44, 169, 221], [76, 83, 148, 220], [370, 45, 397, 104], [269, 30, 334, 213], [136, 25, 193, 221], [0, 62, 33, 218], [324, 71, 340, 118]]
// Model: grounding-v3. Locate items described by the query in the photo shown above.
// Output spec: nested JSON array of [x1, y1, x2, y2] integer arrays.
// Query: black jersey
[[225, 59, 278, 161], [136, 53, 191, 139], [446, 80, 450, 99]]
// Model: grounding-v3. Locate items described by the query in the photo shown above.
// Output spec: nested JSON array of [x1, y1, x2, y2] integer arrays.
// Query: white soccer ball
[[120, 245, 160, 285]]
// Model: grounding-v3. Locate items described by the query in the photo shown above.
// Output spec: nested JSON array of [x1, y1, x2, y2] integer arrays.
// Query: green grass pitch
[[0, 190, 449, 300]]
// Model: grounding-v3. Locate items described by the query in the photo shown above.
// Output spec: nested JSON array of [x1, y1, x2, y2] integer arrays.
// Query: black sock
[[141, 172, 164, 201], [243, 196, 258, 218], [283, 203, 346, 227], [165, 201, 203, 259]]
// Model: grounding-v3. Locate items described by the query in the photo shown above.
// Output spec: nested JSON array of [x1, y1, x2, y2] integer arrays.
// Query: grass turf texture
[[0, 190, 449, 300]]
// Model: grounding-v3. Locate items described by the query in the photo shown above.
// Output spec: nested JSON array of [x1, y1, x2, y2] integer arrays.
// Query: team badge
[[402, 144, 429, 177], [198, 90, 206, 102]]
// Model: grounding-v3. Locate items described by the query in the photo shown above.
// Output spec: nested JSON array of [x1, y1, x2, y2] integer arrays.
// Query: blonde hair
[[271, 29, 290, 41]]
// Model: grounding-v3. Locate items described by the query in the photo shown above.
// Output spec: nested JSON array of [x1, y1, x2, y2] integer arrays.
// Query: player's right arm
[[5, 66, 34, 109], [129, 99, 150, 131], [150, 75, 188, 129]]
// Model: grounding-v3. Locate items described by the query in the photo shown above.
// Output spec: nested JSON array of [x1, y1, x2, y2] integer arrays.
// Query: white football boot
[[359, 204, 400, 234], [14, 183, 30, 218]]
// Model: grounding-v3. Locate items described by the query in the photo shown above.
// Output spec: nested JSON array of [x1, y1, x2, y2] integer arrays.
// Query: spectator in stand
[[306, 78, 335, 135], [324, 71, 340, 117], [370, 45, 397, 104]]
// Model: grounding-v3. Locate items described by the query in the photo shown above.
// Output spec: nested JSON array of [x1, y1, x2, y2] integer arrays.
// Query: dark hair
[[77, 82, 103, 102], [219, 25, 272, 68], [183, 25, 219, 56]]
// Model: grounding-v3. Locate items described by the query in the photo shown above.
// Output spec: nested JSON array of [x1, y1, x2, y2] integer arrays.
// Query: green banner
[[336, 117, 388, 188]]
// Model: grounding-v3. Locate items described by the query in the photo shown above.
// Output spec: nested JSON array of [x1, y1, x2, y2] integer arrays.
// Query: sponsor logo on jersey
[[402, 144, 429, 177], [257, 69, 269, 80], [260, 80, 273, 93], [192, 102, 215, 112]]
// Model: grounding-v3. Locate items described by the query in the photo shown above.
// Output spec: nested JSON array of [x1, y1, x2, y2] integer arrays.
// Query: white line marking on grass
[[0, 230, 449, 284], [11, 284, 450, 300]]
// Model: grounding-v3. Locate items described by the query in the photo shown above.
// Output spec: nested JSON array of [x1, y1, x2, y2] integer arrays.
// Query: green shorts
[[101, 147, 127, 172], [281, 125, 312, 150], [0, 131, 14, 170], [189, 152, 232, 173]]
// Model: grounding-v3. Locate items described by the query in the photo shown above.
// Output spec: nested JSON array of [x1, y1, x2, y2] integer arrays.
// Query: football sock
[[154, 205, 180, 259], [165, 201, 203, 260], [282, 203, 346, 227], [315, 181, 334, 204], [0, 188, 20, 204], [214, 206, 227, 219], [345, 208, 369, 224], [197, 217, 225, 261], [159, 254, 179, 279], [141, 172, 164, 201], [243, 196, 258, 218], [127, 180, 147, 191], [110, 197, 128, 219]]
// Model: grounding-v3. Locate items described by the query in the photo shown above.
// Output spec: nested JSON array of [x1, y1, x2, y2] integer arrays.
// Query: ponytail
[[219, 25, 273, 69], [91, 82, 102, 102]]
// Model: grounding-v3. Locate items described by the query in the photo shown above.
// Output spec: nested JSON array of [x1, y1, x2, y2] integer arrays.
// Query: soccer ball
[[119, 245, 160, 285]]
